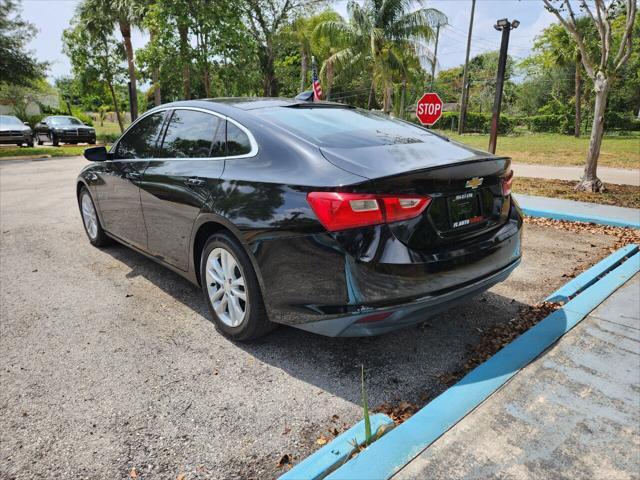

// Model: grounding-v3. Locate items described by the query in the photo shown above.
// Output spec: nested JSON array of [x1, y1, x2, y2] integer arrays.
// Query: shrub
[[72, 110, 94, 127], [25, 114, 46, 129], [437, 111, 513, 134], [524, 114, 572, 134], [96, 132, 120, 143], [604, 112, 640, 131]]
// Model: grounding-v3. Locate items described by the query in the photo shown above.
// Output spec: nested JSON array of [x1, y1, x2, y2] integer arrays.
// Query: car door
[[139, 108, 225, 270], [96, 110, 167, 250]]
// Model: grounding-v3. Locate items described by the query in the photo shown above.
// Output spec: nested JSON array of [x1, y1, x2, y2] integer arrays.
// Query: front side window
[[113, 112, 166, 160], [158, 109, 222, 158], [226, 122, 252, 156]]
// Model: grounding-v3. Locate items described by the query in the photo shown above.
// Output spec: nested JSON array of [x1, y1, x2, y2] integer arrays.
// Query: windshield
[[254, 106, 433, 149], [0, 115, 24, 126], [49, 117, 83, 125]]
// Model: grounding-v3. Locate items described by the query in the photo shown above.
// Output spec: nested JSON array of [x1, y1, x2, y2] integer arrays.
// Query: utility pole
[[458, 0, 476, 134], [430, 23, 442, 91], [488, 18, 519, 154]]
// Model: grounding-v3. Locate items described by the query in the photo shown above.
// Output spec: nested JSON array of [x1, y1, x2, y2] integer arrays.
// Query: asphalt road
[[0, 156, 616, 480]]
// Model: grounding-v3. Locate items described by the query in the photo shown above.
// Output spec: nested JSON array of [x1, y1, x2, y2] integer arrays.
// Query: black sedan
[[0, 115, 33, 147], [76, 98, 522, 340], [35, 115, 96, 146]]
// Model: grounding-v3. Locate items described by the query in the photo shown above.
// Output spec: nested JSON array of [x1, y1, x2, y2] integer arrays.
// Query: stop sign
[[416, 93, 443, 126]]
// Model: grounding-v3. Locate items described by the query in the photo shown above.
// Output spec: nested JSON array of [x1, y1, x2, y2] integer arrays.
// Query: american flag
[[311, 56, 323, 101]]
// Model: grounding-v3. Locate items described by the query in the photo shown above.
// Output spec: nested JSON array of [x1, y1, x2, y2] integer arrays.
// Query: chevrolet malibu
[[76, 98, 522, 341]]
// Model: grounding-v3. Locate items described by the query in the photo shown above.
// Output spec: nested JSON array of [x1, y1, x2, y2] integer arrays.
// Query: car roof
[[155, 97, 350, 112]]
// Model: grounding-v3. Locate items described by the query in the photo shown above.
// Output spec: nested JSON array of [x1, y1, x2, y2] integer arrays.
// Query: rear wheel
[[79, 187, 110, 247], [37, 137, 43, 145], [200, 233, 275, 341]]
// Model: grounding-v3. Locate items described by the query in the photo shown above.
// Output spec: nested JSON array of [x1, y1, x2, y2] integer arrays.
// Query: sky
[[22, 0, 557, 83]]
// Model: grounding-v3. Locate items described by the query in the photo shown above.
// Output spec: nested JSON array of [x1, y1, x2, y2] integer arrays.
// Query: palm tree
[[78, 0, 146, 120], [315, 0, 446, 113]]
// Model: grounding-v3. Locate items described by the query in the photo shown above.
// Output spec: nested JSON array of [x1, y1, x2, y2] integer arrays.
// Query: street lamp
[[488, 18, 520, 154]]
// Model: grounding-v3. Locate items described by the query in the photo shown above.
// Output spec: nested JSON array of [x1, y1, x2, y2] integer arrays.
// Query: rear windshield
[[254, 107, 432, 148], [49, 117, 83, 125]]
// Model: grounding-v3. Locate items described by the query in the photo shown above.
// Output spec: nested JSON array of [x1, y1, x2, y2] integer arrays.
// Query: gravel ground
[[0, 156, 616, 480]]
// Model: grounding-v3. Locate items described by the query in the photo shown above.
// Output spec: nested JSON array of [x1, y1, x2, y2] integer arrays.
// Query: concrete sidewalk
[[515, 193, 640, 228], [512, 163, 640, 187], [396, 274, 640, 480]]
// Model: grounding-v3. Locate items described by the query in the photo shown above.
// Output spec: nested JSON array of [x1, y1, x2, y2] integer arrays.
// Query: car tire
[[27, 139, 34, 147], [78, 187, 110, 247], [37, 138, 43, 145], [200, 233, 275, 341], [89, 139, 96, 145], [52, 134, 59, 146]]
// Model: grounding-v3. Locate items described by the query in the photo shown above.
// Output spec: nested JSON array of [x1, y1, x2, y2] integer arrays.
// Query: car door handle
[[125, 172, 141, 180], [185, 177, 205, 187]]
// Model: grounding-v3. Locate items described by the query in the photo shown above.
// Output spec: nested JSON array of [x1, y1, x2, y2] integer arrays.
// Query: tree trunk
[[367, 79, 375, 110], [300, 50, 308, 92], [574, 52, 581, 138], [325, 60, 333, 100], [577, 73, 608, 192], [119, 20, 138, 121], [178, 23, 191, 100], [150, 29, 161, 106], [399, 78, 407, 120], [260, 41, 277, 97], [382, 84, 393, 114], [107, 80, 124, 133]]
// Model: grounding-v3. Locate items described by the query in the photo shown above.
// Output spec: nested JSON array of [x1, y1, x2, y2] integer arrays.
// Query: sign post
[[416, 93, 443, 126]]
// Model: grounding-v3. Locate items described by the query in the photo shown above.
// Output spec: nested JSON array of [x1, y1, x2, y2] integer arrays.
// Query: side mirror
[[23, 122, 29, 126], [84, 146, 108, 162]]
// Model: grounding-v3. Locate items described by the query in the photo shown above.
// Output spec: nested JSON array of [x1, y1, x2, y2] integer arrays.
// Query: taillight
[[502, 170, 514, 196], [307, 192, 431, 232]]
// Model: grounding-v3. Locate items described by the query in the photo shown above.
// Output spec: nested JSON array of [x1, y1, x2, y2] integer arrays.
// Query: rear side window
[[113, 112, 166, 159], [159, 109, 222, 158], [226, 122, 252, 156]]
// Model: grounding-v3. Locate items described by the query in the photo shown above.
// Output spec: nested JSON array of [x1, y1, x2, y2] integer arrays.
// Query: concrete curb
[[521, 206, 640, 229], [0, 154, 52, 161], [291, 245, 639, 480], [279, 413, 394, 480], [514, 194, 640, 229]]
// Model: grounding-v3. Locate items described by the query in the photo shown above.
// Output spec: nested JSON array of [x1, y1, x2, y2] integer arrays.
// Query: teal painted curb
[[522, 206, 640, 229], [546, 244, 639, 303], [279, 413, 394, 480], [324, 246, 640, 480]]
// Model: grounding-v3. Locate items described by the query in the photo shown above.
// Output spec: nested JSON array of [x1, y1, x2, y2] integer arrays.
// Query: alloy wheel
[[205, 247, 247, 327], [81, 192, 98, 240]]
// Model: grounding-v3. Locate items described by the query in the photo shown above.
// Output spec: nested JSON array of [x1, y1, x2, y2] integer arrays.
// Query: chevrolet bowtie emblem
[[465, 177, 483, 189]]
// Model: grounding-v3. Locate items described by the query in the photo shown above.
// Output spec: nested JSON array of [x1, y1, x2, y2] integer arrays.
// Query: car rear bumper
[[296, 257, 520, 336], [251, 200, 523, 336]]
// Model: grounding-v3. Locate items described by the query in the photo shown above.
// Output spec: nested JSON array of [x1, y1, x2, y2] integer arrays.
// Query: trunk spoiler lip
[[327, 153, 512, 185]]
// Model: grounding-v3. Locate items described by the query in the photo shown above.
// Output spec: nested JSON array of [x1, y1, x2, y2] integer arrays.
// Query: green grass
[[438, 131, 640, 170], [0, 145, 93, 158], [94, 120, 127, 137]]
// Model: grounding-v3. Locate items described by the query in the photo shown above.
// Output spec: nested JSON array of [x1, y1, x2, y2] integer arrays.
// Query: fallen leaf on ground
[[277, 454, 291, 467], [129, 467, 137, 479], [316, 436, 328, 445]]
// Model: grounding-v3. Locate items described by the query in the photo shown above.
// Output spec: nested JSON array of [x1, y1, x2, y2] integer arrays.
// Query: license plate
[[449, 192, 483, 228]]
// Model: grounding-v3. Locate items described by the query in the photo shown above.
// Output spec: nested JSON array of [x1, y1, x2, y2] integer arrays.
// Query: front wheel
[[52, 134, 59, 146], [78, 187, 110, 247], [200, 233, 275, 341]]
